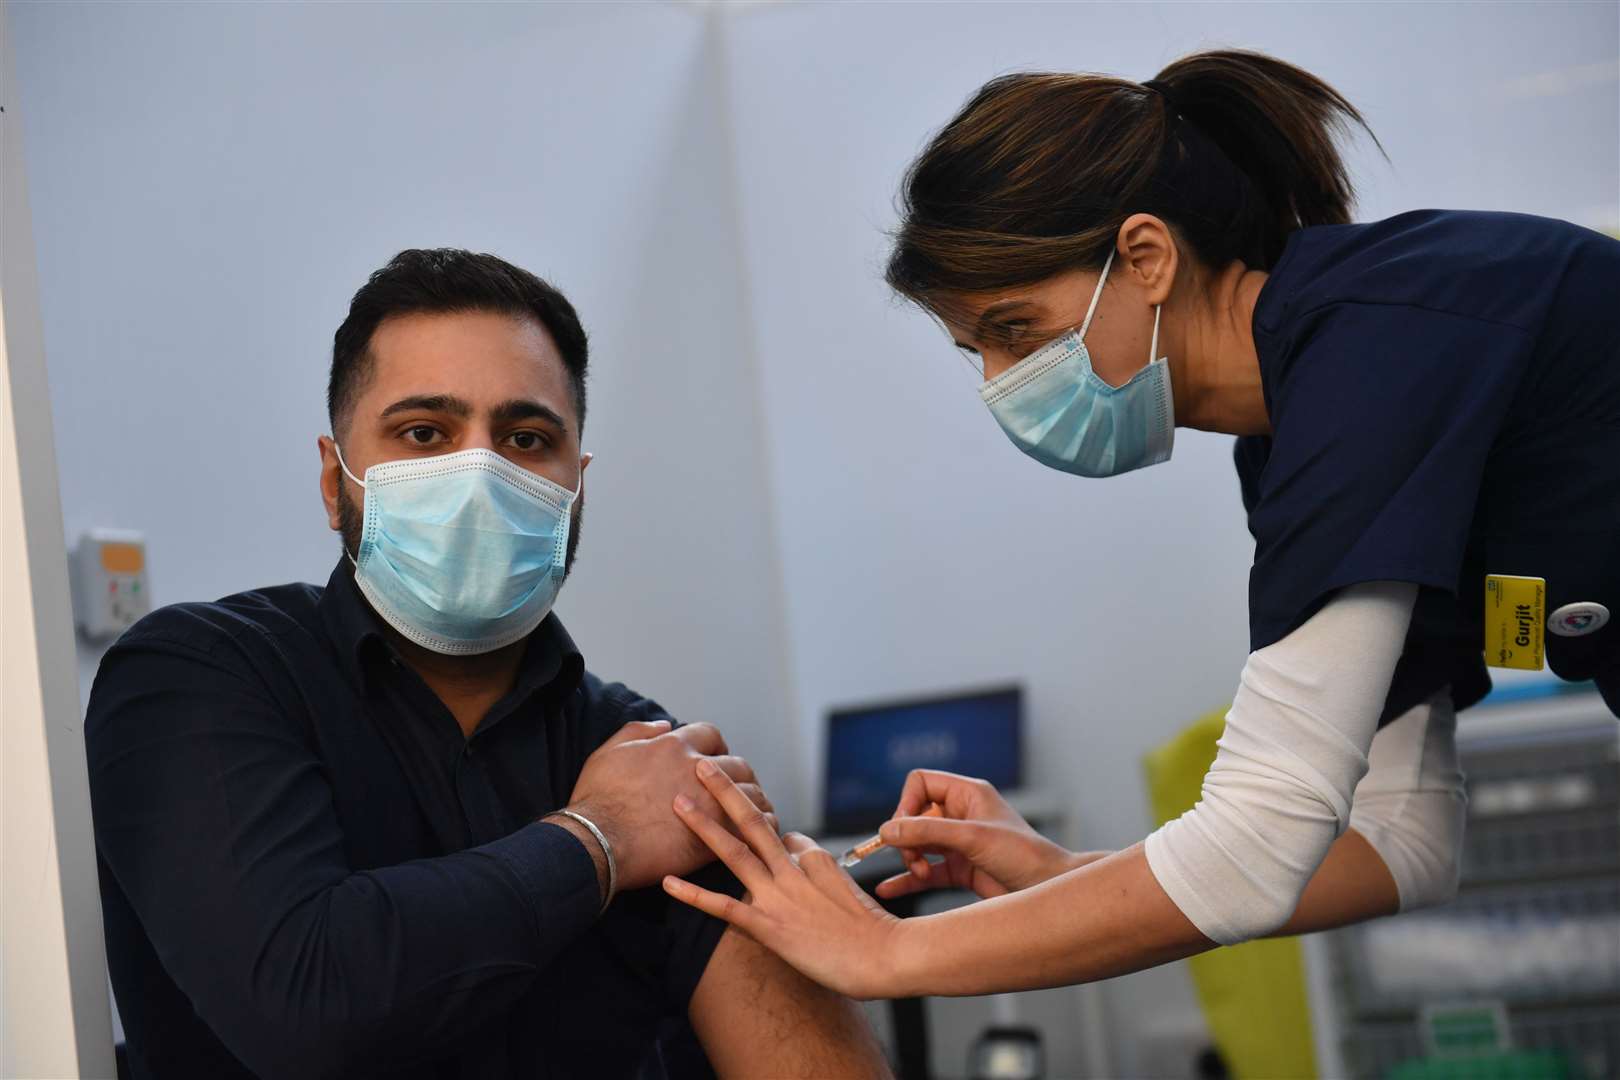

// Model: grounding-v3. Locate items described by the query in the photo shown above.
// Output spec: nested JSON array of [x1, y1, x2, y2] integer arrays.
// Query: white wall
[[13, 1, 805, 818], [14, 1, 1617, 1077], [718, 2, 1618, 1073]]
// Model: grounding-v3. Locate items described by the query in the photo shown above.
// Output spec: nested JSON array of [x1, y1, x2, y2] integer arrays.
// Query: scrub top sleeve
[[1247, 302, 1534, 651]]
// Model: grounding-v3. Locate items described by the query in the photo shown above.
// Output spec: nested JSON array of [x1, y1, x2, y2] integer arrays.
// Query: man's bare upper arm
[[688, 924, 892, 1079]]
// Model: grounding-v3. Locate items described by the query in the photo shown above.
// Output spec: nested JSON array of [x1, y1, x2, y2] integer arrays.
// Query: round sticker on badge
[[1547, 602, 1610, 638]]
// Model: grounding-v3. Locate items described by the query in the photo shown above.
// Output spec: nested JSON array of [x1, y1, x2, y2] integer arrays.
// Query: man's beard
[[336, 480, 584, 578]]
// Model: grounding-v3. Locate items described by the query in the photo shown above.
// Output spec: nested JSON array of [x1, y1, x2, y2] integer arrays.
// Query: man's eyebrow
[[490, 398, 569, 435], [378, 394, 473, 420]]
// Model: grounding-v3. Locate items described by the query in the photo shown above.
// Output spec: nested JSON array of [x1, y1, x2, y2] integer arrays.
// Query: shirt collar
[[316, 558, 584, 702]]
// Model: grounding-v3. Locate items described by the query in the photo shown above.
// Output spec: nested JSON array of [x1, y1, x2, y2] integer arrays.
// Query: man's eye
[[404, 426, 443, 445], [507, 431, 546, 451]]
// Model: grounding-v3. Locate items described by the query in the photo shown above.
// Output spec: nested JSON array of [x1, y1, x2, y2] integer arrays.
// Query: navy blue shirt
[[86, 561, 737, 1080], [1237, 210, 1620, 720]]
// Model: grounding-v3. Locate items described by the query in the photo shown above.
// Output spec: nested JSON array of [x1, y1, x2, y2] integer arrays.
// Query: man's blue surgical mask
[[335, 445, 579, 655], [979, 248, 1175, 478]]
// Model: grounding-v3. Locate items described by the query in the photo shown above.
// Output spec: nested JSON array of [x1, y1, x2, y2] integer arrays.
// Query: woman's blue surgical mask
[[335, 445, 579, 655], [979, 248, 1175, 478]]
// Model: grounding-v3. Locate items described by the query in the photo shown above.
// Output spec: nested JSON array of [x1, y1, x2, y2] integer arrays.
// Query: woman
[[661, 50, 1620, 999]]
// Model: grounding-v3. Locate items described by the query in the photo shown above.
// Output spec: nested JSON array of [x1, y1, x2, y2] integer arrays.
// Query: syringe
[[837, 803, 944, 868]]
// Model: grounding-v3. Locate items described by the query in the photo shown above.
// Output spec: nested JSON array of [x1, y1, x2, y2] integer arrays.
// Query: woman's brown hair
[[885, 50, 1380, 313]]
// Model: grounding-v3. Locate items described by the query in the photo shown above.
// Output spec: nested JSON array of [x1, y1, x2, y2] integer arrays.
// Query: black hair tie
[[1141, 79, 1182, 116]]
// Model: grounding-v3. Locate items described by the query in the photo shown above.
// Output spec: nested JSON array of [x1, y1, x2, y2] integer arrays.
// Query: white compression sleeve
[[1348, 688, 1468, 912], [1144, 581, 1418, 944]]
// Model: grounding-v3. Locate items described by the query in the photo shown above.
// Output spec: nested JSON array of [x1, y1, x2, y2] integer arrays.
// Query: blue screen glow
[[822, 686, 1021, 834]]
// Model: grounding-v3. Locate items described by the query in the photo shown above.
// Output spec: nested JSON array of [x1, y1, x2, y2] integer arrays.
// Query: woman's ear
[[1118, 213, 1179, 306]]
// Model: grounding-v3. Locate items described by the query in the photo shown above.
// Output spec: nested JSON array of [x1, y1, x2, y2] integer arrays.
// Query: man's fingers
[[662, 875, 769, 938], [734, 782, 775, 816], [673, 722, 729, 756], [711, 754, 758, 786], [603, 719, 672, 746], [695, 759, 791, 873], [672, 794, 772, 893]]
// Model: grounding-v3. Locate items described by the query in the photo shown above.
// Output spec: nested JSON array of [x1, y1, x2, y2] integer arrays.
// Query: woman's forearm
[[892, 828, 1400, 997], [890, 843, 1211, 997]]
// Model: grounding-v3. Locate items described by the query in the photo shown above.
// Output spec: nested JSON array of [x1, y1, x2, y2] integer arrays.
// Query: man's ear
[[1118, 213, 1179, 307], [318, 434, 343, 531]]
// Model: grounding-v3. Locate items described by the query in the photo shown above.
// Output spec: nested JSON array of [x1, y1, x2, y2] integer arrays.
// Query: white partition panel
[[1, 4, 117, 1075]]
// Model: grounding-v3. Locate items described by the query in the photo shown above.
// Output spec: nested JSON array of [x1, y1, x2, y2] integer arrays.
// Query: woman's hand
[[662, 759, 911, 1001], [876, 770, 1093, 900]]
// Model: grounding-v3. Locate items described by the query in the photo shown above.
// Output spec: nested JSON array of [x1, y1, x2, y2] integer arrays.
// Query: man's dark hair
[[328, 249, 589, 439]]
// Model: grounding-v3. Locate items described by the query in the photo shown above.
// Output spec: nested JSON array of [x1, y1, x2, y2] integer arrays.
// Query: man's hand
[[561, 720, 777, 892]]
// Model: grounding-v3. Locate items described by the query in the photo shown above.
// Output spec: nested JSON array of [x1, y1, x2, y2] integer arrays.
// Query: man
[[85, 249, 889, 1079]]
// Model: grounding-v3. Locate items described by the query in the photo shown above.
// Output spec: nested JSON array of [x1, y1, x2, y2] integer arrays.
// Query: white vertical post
[[1301, 932, 1348, 1080], [1, 2, 118, 1075]]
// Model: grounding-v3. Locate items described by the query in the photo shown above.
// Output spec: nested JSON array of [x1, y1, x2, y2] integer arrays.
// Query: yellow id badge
[[1484, 574, 1545, 670]]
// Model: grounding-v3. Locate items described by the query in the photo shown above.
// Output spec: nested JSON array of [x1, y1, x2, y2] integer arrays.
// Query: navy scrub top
[[1235, 210, 1620, 720]]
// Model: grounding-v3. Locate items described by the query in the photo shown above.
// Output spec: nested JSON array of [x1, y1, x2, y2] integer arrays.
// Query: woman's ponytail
[[1146, 49, 1380, 264]]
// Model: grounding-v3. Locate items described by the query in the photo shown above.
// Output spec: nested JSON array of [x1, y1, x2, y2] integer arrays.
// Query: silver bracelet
[[554, 809, 616, 915]]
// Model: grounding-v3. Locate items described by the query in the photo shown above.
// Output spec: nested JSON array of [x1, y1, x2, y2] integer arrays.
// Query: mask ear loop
[[552, 454, 589, 577], [333, 442, 367, 489], [331, 443, 366, 567], [570, 454, 588, 500], [1079, 247, 1165, 368], [1076, 246, 1117, 341]]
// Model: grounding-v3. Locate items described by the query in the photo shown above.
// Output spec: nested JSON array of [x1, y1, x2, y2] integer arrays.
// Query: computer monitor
[[821, 684, 1022, 835]]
